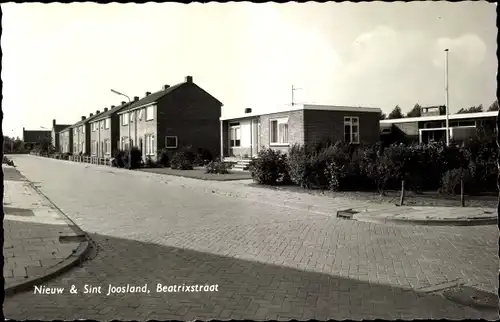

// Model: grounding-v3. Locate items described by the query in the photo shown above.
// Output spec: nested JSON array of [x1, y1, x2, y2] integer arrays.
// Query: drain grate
[[336, 209, 359, 219]]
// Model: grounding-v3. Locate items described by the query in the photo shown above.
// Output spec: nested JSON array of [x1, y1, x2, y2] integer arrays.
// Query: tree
[[380, 112, 386, 120], [439, 105, 447, 115], [387, 105, 404, 119], [457, 105, 483, 114], [406, 103, 422, 118], [487, 100, 499, 111]]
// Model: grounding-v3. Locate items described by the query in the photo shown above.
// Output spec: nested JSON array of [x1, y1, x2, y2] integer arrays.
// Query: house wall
[[303, 110, 381, 149], [156, 83, 222, 159], [224, 118, 258, 158], [119, 106, 157, 159], [59, 129, 73, 154], [259, 110, 305, 154]]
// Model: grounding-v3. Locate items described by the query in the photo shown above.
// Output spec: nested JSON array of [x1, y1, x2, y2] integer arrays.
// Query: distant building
[[51, 119, 72, 153], [380, 110, 497, 144], [22, 127, 51, 150]]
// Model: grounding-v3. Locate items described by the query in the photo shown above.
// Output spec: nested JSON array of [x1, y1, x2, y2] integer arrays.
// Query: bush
[[62, 152, 70, 160], [170, 151, 194, 170], [126, 147, 142, 169], [144, 156, 157, 168], [205, 160, 231, 174], [111, 150, 126, 168], [249, 148, 289, 185], [3, 156, 15, 167], [157, 148, 171, 167], [195, 148, 214, 166], [287, 144, 309, 188], [439, 168, 472, 195]]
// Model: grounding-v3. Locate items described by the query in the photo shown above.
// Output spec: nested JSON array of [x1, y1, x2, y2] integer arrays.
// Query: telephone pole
[[444, 49, 450, 146]]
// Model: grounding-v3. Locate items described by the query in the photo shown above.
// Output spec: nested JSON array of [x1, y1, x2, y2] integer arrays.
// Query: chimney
[[23, 127, 25, 132], [104, 108, 108, 112], [121, 101, 126, 105], [89, 113, 93, 117], [163, 84, 170, 90], [145, 92, 151, 96], [111, 105, 115, 108], [185, 76, 193, 83], [245, 108, 252, 114], [134, 96, 139, 101], [96, 110, 100, 114], [81, 116, 86, 120], [52, 119, 56, 127]]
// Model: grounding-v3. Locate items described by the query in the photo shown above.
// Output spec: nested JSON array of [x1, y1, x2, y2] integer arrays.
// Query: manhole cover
[[442, 285, 499, 310], [337, 209, 359, 219]]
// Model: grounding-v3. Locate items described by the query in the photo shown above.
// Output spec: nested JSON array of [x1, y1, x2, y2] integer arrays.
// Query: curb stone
[[4, 169, 92, 297], [352, 214, 498, 226]]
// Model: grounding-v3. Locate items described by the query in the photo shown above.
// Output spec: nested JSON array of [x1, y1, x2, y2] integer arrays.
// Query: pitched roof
[[69, 113, 102, 128], [54, 124, 72, 132], [90, 102, 133, 122], [118, 83, 184, 114], [117, 80, 222, 114]]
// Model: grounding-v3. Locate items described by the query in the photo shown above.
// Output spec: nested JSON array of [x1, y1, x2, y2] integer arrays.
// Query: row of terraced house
[[52, 76, 223, 162]]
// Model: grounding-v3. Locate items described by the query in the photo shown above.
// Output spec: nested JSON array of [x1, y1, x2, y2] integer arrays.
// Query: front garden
[[248, 138, 499, 207]]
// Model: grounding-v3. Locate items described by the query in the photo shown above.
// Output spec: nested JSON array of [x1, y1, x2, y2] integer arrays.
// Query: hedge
[[249, 139, 498, 195]]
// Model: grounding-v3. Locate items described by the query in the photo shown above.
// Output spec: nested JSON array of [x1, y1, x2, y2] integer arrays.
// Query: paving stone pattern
[[4, 156, 499, 320]]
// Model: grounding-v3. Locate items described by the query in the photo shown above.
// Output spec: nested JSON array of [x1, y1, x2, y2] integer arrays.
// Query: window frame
[[146, 106, 154, 121], [104, 118, 110, 130], [270, 117, 289, 145], [165, 136, 178, 149], [122, 113, 129, 126], [145, 134, 156, 155], [344, 116, 360, 144], [138, 108, 144, 120], [229, 124, 241, 147]]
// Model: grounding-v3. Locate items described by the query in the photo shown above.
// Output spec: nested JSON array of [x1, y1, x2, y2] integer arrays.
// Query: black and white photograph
[[1, 1, 498, 320]]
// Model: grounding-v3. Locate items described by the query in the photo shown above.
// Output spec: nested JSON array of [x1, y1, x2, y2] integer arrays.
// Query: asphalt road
[[4, 155, 499, 320]]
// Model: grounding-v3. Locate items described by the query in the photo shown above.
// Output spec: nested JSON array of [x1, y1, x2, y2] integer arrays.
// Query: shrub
[[287, 144, 309, 188], [157, 148, 171, 167], [249, 148, 289, 185], [111, 150, 126, 168], [194, 148, 214, 166], [439, 168, 472, 195], [2, 156, 15, 167], [144, 156, 157, 168], [323, 142, 355, 191], [170, 151, 194, 170], [205, 160, 231, 174], [126, 147, 142, 169]]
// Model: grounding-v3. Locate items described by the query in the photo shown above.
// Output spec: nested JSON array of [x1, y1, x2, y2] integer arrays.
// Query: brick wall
[[259, 110, 304, 154], [157, 83, 222, 159]]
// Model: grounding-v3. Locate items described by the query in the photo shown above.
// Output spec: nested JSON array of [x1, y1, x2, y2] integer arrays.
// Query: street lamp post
[[444, 49, 450, 146], [111, 89, 132, 169]]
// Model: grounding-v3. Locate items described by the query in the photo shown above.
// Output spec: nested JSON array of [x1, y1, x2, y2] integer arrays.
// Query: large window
[[165, 136, 178, 148], [146, 106, 154, 121], [145, 134, 155, 155], [270, 118, 289, 145], [104, 118, 110, 129], [81, 126, 85, 134], [229, 125, 241, 147], [138, 108, 144, 120], [91, 140, 97, 155], [344, 117, 360, 144], [122, 113, 129, 126], [105, 139, 111, 154], [91, 123, 96, 132]]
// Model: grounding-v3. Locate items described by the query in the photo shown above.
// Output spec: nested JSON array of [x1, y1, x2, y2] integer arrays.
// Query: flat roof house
[[220, 104, 382, 160], [51, 119, 72, 153], [88, 101, 133, 159], [380, 107, 498, 144], [22, 128, 51, 150], [117, 76, 223, 161]]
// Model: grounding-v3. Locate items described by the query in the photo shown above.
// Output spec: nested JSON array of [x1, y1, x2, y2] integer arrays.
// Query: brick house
[[58, 127, 73, 154], [116, 76, 223, 161], [220, 104, 382, 159], [69, 112, 102, 155], [51, 119, 72, 153], [88, 101, 133, 158], [22, 128, 52, 150]]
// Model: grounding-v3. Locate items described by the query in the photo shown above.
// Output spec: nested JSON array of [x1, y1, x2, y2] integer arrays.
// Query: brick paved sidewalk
[[3, 165, 90, 295]]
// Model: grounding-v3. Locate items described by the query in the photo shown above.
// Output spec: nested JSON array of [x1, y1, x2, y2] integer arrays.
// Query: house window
[[229, 125, 241, 147], [270, 118, 289, 145], [138, 109, 144, 120], [100, 120, 104, 129], [146, 106, 154, 121], [344, 117, 360, 144], [105, 118, 110, 129], [81, 126, 85, 134], [145, 134, 155, 155], [165, 136, 178, 148], [122, 113, 129, 125], [105, 139, 111, 154], [130, 111, 135, 122]]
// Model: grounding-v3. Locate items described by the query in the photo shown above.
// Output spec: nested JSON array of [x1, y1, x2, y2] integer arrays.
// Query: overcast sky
[[2, 2, 497, 137]]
